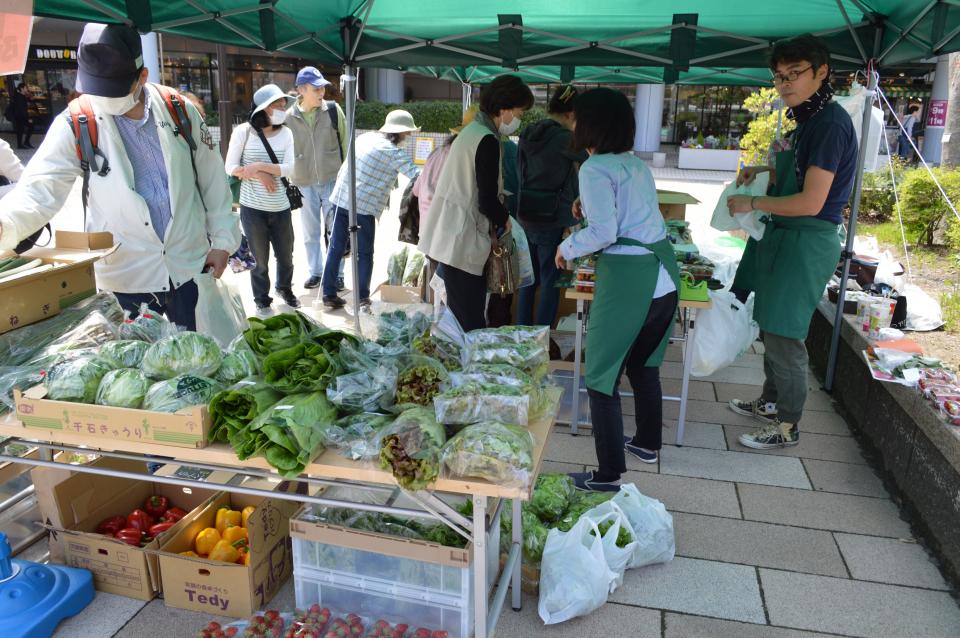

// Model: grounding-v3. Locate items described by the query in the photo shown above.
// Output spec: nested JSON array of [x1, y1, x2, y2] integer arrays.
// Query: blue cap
[[296, 66, 332, 88]]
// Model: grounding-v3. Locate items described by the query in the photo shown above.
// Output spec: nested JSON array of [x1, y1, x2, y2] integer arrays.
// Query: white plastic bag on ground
[[690, 290, 760, 377], [538, 517, 616, 625], [581, 500, 638, 590], [194, 272, 247, 348], [612, 483, 676, 568], [902, 282, 945, 331], [710, 173, 770, 240], [512, 223, 535, 289]]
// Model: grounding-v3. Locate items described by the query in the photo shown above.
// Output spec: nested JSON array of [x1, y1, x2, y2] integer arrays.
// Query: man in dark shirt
[[726, 34, 858, 450], [11, 84, 34, 150]]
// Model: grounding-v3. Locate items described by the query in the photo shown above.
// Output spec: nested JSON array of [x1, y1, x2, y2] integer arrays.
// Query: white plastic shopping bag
[[511, 223, 536, 289], [581, 500, 638, 590], [711, 174, 770, 240], [194, 272, 248, 348], [612, 484, 676, 568], [538, 517, 616, 625], [690, 290, 760, 377]]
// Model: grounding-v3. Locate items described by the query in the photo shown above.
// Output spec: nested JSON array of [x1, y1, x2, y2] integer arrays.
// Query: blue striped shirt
[[113, 92, 172, 241]]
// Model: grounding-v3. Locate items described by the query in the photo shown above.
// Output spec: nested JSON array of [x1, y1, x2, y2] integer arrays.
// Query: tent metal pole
[[345, 65, 362, 334], [825, 68, 878, 392]]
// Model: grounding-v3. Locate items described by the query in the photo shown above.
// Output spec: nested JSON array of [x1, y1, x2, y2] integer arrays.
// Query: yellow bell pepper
[[194, 527, 221, 556], [222, 526, 248, 547], [215, 508, 242, 534], [241, 505, 256, 529], [179, 550, 199, 557], [208, 539, 241, 564]]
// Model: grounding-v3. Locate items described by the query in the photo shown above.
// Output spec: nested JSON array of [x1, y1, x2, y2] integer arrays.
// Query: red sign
[[0, 1, 33, 76], [927, 99, 948, 128]]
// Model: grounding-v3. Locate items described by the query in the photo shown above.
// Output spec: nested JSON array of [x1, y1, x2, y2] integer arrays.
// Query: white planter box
[[678, 147, 741, 171]]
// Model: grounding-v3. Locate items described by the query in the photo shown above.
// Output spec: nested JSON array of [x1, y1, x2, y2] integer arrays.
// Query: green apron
[[586, 237, 681, 396], [730, 148, 841, 340]]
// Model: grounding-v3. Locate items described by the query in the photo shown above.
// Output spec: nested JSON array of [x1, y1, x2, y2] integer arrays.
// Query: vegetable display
[[464, 341, 548, 375], [93, 495, 187, 547], [412, 331, 461, 371], [441, 421, 535, 486], [387, 247, 409, 286], [119, 303, 175, 342], [95, 368, 151, 408], [209, 380, 284, 444], [98, 340, 149, 369], [323, 413, 395, 461], [262, 342, 337, 394], [188, 505, 254, 566], [142, 332, 223, 379], [433, 382, 529, 425], [326, 364, 398, 413], [45, 353, 112, 403], [378, 407, 446, 490], [214, 349, 259, 385], [241, 392, 338, 476], [395, 357, 448, 407], [376, 309, 431, 346], [143, 375, 222, 413]]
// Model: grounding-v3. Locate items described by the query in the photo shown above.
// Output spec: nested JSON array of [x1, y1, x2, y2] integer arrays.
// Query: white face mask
[[498, 112, 521, 136], [90, 82, 143, 116], [269, 109, 288, 125]]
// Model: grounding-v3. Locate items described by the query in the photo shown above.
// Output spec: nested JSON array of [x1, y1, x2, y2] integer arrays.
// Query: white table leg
[[676, 307, 698, 446], [474, 494, 488, 638], [511, 498, 522, 611], [570, 298, 584, 436]]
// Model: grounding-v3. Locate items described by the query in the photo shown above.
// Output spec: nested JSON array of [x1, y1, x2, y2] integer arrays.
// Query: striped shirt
[[113, 91, 172, 241], [330, 132, 420, 219], [224, 123, 295, 212]]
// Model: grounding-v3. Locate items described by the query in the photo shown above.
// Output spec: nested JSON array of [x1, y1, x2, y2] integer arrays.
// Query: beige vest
[[418, 120, 502, 276]]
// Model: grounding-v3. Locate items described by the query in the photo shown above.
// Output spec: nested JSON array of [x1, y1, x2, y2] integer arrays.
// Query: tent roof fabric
[[32, 1, 960, 81]]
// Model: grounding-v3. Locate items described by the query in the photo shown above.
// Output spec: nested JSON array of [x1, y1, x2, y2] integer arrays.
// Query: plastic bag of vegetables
[[394, 355, 449, 408], [141, 332, 223, 379], [433, 382, 530, 425], [242, 392, 339, 477], [98, 340, 149, 370], [464, 325, 551, 351], [95, 368, 151, 408], [45, 352, 113, 403], [374, 309, 432, 347], [379, 407, 446, 490], [0, 366, 44, 413], [528, 473, 576, 523], [213, 349, 259, 385], [412, 330, 462, 371], [208, 379, 283, 444], [403, 251, 426, 287], [387, 247, 409, 286], [262, 341, 338, 393], [326, 364, 398, 413], [338, 338, 407, 373], [118, 303, 178, 342], [142, 375, 222, 413], [441, 421, 535, 487], [323, 413, 395, 461], [464, 341, 548, 376], [450, 363, 533, 389]]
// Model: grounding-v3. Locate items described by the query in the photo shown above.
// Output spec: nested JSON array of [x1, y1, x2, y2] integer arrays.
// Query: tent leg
[[825, 69, 878, 392], [343, 63, 362, 334]]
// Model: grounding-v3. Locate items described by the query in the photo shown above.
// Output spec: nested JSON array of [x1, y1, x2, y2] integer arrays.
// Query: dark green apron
[[586, 237, 681, 396], [730, 148, 841, 340]]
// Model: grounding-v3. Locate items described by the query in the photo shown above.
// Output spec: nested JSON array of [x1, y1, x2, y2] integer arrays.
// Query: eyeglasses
[[772, 65, 813, 84]]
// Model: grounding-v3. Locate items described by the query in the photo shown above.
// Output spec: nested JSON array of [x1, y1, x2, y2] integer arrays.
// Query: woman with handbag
[[418, 75, 534, 332], [556, 88, 680, 492], [225, 83, 300, 317]]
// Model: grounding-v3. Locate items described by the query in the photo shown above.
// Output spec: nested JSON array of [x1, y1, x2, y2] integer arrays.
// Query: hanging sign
[[927, 99, 948, 128], [414, 137, 435, 165], [0, 0, 33, 76]]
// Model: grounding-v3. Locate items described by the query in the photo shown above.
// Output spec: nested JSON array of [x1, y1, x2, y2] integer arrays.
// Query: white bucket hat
[[379, 109, 420, 133], [252, 83, 295, 115]]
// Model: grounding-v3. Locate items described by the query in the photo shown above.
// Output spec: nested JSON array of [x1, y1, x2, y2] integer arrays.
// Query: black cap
[[76, 23, 144, 98]]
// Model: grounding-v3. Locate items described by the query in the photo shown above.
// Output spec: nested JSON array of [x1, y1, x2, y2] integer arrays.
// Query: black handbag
[[255, 128, 303, 210]]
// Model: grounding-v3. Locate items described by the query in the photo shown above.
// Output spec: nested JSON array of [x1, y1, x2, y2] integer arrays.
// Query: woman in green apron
[[555, 89, 680, 492], [727, 34, 858, 449]]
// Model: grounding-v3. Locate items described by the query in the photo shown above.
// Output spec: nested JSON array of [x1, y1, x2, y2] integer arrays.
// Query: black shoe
[[276, 288, 301, 308], [336, 276, 346, 292], [322, 295, 346, 309], [304, 276, 322, 289], [358, 297, 372, 308], [569, 471, 622, 493]]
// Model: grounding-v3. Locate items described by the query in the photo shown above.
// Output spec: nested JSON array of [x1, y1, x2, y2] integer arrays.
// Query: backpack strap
[[67, 95, 110, 221], [153, 84, 206, 211], [326, 100, 344, 161]]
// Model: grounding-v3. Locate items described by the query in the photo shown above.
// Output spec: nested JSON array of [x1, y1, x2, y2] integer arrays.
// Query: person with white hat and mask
[[321, 109, 421, 309], [0, 22, 239, 331], [225, 83, 299, 316]]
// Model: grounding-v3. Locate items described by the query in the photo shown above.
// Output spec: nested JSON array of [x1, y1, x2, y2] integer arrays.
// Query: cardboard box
[[377, 264, 429, 303], [657, 189, 700, 221], [158, 492, 299, 618], [0, 231, 114, 335], [48, 457, 218, 600], [15, 385, 211, 449]]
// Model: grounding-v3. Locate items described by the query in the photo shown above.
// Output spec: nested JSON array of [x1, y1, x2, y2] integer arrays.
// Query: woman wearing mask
[[516, 84, 587, 327], [418, 75, 534, 332], [557, 88, 680, 492], [225, 84, 298, 317]]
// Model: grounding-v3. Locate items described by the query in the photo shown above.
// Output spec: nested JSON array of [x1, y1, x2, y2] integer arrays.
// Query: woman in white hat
[[225, 83, 300, 317], [322, 109, 421, 309]]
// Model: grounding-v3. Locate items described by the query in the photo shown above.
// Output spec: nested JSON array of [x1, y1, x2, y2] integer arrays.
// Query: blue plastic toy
[[0, 531, 95, 637]]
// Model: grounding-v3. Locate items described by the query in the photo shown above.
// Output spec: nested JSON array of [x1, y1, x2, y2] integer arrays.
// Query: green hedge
[[354, 100, 548, 135]]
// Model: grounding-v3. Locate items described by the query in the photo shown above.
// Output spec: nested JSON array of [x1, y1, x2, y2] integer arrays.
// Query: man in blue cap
[[286, 66, 347, 291]]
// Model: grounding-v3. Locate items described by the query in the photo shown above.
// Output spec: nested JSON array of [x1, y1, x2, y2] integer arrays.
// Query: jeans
[[324, 201, 346, 279], [323, 207, 375, 299], [759, 331, 809, 424], [438, 262, 487, 332], [898, 134, 914, 159], [300, 180, 335, 278], [589, 291, 678, 481], [114, 278, 199, 332], [517, 227, 565, 326], [240, 206, 295, 307]]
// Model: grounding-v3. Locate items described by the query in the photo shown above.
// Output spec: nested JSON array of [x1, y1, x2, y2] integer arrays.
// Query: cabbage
[[46, 353, 112, 403], [98, 340, 149, 370], [142, 332, 223, 379], [214, 350, 259, 385], [143, 375, 222, 413], [96, 368, 150, 408]]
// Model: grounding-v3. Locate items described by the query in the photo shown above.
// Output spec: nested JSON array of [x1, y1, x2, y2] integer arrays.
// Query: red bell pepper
[[114, 528, 143, 546], [148, 521, 176, 536], [126, 509, 154, 532], [143, 495, 170, 519], [95, 515, 126, 536], [162, 506, 187, 523]]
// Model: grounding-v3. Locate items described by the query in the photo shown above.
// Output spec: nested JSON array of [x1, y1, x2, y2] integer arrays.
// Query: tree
[[738, 88, 795, 167], [942, 52, 960, 167]]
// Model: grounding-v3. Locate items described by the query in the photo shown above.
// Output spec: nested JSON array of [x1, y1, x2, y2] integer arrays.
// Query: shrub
[[739, 88, 795, 167], [858, 157, 909, 223], [898, 167, 960, 246], [354, 100, 462, 133]]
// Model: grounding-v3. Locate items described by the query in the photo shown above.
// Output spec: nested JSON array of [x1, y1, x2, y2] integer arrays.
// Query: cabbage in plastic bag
[[441, 421, 534, 487], [214, 350, 259, 385], [325, 364, 398, 413], [45, 352, 112, 403], [143, 375, 222, 413], [433, 382, 530, 425], [464, 341, 548, 376], [118, 303, 178, 342], [141, 332, 223, 379], [98, 340, 150, 369], [96, 368, 151, 408]]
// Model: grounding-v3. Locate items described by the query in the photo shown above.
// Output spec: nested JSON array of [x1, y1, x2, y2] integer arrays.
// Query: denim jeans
[[324, 199, 346, 279], [240, 206, 295, 307], [114, 278, 199, 332], [300, 180, 335, 278], [589, 291, 678, 481], [517, 227, 565, 326], [323, 207, 375, 299]]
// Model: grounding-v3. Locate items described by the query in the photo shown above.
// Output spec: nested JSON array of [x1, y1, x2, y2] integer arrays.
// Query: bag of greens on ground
[[143, 375, 222, 413], [394, 355, 449, 408], [243, 392, 338, 477], [95, 368, 151, 408], [118, 303, 178, 342], [98, 340, 149, 370], [324, 413, 395, 461], [208, 379, 283, 444], [387, 247, 410, 286], [141, 332, 223, 379], [528, 473, 577, 523], [441, 421, 535, 487], [262, 341, 338, 393], [45, 352, 112, 403], [433, 382, 530, 425], [326, 364, 398, 413], [556, 491, 616, 532], [379, 407, 446, 490], [464, 341, 548, 376]]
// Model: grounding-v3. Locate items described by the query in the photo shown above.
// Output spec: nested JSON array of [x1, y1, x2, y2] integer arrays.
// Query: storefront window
[[161, 51, 217, 123]]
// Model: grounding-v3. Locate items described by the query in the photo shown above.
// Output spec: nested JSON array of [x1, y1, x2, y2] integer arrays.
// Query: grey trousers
[[759, 332, 809, 424]]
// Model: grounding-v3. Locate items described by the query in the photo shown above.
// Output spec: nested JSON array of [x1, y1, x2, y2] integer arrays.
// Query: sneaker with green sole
[[738, 420, 799, 449]]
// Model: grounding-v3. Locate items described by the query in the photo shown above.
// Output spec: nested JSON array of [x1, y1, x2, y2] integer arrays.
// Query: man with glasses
[[725, 34, 858, 450]]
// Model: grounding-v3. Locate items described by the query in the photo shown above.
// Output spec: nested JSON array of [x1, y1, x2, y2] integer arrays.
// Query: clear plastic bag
[[387, 246, 409, 286], [324, 413, 395, 461], [378, 406, 446, 490], [411, 329, 462, 371], [440, 421, 534, 487], [194, 271, 248, 348], [464, 325, 550, 352], [338, 338, 407, 373], [43, 311, 119, 357], [98, 340, 149, 370], [464, 340, 549, 376], [358, 303, 433, 346], [433, 382, 530, 425], [95, 368, 151, 409], [325, 363, 399, 413], [403, 251, 426, 287], [118, 302, 179, 342], [394, 355, 449, 408], [611, 483, 675, 568], [143, 374, 223, 413], [45, 351, 112, 403], [450, 363, 534, 389], [141, 331, 224, 380], [512, 222, 536, 289], [0, 366, 44, 413]]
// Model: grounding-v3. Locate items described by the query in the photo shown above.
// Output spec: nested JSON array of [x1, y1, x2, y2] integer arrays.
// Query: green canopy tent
[[29, 0, 960, 398]]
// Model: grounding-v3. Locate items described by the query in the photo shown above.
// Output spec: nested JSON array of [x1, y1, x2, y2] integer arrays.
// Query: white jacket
[[0, 84, 240, 294], [0, 138, 23, 199]]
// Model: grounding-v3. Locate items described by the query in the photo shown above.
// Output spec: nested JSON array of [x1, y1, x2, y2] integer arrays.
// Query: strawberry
[[394, 626, 407, 635], [226, 629, 238, 638], [431, 631, 448, 638]]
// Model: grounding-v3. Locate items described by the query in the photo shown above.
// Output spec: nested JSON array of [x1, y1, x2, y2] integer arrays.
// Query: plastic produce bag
[[433, 382, 530, 425], [711, 174, 770, 241], [45, 352, 112, 403], [213, 349, 259, 385], [690, 290, 759, 377], [194, 272, 248, 348], [95, 368, 151, 408], [43, 311, 119, 358], [338, 338, 407, 373], [413, 330, 462, 371], [394, 355, 449, 408], [464, 341, 549, 376], [119, 303, 177, 343], [374, 308, 432, 346], [902, 283, 945, 332], [325, 363, 398, 413], [528, 473, 576, 523], [0, 366, 44, 413], [141, 332, 224, 379], [143, 374, 222, 413], [441, 421, 535, 487], [324, 413, 395, 461], [98, 340, 149, 370], [581, 500, 638, 590], [402, 251, 426, 287], [450, 363, 534, 389], [387, 247, 409, 285], [378, 406, 446, 490], [464, 324, 551, 352], [538, 517, 616, 624], [611, 483, 675, 568], [512, 221, 536, 289]]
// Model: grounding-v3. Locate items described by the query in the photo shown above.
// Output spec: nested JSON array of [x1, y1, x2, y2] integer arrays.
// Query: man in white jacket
[[0, 23, 239, 330]]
